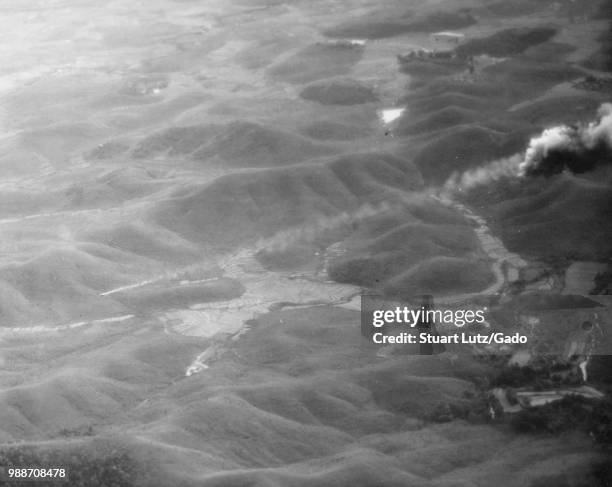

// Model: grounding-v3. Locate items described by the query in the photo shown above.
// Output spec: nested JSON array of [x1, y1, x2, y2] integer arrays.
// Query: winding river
[[0, 193, 529, 379]]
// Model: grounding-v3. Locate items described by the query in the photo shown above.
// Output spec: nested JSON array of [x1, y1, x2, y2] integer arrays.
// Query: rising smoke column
[[519, 102, 612, 176], [441, 103, 612, 196]]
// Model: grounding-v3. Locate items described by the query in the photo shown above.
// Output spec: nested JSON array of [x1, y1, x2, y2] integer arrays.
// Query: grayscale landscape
[[0, 0, 610, 485]]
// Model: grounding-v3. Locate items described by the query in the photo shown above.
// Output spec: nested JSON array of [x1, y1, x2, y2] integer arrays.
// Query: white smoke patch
[[518, 125, 577, 175], [440, 103, 612, 195], [583, 102, 612, 149], [519, 102, 612, 176], [441, 154, 522, 198], [255, 202, 392, 253], [255, 190, 438, 254]]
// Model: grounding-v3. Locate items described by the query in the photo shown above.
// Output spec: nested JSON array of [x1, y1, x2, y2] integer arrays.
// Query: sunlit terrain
[[0, 0, 610, 485]]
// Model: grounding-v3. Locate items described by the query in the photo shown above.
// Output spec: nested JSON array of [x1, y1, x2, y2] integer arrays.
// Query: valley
[[0, 0, 610, 486]]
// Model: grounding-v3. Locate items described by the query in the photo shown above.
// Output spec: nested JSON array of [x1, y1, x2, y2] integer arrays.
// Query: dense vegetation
[[511, 395, 612, 446], [0, 446, 139, 487]]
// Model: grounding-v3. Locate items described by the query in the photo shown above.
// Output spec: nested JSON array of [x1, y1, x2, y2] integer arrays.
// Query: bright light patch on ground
[[380, 107, 405, 124]]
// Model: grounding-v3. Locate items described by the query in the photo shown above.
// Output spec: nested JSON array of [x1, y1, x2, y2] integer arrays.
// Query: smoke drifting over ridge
[[255, 191, 435, 254], [256, 104, 612, 253], [255, 202, 391, 253], [442, 103, 612, 195], [520, 102, 612, 176], [442, 154, 522, 196]]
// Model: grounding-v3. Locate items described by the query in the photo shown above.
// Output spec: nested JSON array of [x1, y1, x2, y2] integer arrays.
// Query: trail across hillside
[[0, 314, 135, 335], [0, 190, 528, 378]]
